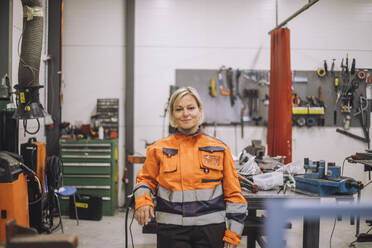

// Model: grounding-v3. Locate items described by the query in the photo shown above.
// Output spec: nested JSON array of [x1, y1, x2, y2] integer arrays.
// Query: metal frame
[[125, 0, 135, 205], [46, 0, 62, 156], [269, 0, 319, 34], [0, 0, 11, 79]]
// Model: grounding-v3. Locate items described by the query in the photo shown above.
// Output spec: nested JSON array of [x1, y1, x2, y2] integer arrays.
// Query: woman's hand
[[135, 205, 155, 226], [224, 242, 237, 248]]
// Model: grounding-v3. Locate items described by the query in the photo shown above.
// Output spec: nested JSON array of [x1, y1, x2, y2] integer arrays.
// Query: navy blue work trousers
[[157, 223, 225, 248]]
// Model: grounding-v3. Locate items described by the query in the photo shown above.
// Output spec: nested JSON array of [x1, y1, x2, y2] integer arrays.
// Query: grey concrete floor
[[58, 208, 372, 248]]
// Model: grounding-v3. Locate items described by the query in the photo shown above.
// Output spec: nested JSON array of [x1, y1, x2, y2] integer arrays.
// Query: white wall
[[134, 0, 372, 198], [62, 0, 126, 206]]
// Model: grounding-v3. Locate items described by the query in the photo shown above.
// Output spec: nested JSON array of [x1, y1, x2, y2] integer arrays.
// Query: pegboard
[[292, 70, 370, 128], [175, 69, 370, 128], [175, 69, 269, 126]]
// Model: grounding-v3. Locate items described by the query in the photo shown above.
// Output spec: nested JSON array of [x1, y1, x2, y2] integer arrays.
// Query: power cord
[[23, 119, 41, 136], [125, 194, 135, 248], [329, 217, 337, 248], [129, 209, 135, 248]]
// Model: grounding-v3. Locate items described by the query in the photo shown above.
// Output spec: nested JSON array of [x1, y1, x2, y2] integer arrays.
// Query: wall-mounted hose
[[13, 0, 46, 122], [18, 0, 43, 88]]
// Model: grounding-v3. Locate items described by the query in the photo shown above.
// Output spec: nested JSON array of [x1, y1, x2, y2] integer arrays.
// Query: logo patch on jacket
[[203, 155, 220, 166]]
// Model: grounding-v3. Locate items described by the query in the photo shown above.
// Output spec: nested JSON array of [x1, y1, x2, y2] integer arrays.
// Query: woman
[[134, 87, 247, 248]]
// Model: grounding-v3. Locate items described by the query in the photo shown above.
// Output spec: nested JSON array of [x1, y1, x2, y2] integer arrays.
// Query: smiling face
[[173, 94, 202, 135]]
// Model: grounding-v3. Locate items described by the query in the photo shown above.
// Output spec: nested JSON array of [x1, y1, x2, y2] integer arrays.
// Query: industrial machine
[[21, 138, 47, 233], [0, 152, 30, 242], [294, 158, 363, 196]]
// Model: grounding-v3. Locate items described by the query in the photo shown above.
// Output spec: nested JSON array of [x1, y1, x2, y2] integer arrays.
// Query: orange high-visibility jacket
[[134, 129, 247, 246]]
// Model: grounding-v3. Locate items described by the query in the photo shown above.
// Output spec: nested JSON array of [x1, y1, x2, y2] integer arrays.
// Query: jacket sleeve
[[222, 146, 247, 246], [134, 145, 159, 210]]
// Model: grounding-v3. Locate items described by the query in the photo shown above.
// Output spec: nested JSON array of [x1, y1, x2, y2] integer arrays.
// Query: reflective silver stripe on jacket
[[227, 219, 244, 236], [156, 210, 226, 226], [226, 202, 247, 213], [226, 202, 246, 235], [134, 183, 153, 198], [157, 183, 223, 203]]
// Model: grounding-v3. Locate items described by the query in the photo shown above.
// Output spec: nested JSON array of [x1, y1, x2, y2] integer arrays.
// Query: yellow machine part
[[0, 173, 29, 242]]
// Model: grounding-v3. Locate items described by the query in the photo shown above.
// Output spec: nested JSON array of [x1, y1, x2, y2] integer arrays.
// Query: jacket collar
[[174, 126, 203, 138]]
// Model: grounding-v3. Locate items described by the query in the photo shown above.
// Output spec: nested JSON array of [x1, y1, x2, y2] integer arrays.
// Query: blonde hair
[[168, 87, 204, 128]]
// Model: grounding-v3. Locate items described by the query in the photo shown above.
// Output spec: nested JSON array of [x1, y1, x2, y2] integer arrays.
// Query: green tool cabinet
[[59, 139, 118, 216]]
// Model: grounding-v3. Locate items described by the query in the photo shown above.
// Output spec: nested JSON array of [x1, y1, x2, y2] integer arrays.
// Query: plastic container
[[98, 126, 104, 140], [252, 171, 283, 190]]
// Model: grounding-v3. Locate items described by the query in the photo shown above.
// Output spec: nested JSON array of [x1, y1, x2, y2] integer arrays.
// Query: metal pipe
[[268, 0, 319, 34], [275, 0, 278, 26]]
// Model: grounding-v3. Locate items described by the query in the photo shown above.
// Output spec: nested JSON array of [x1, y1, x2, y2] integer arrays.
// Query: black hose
[[23, 119, 40, 135], [19, 0, 43, 87]]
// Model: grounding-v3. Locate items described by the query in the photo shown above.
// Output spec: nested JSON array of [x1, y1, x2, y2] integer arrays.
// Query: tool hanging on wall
[[316, 60, 328, 78], [235, 69, 242, 98], [226, 67, 236, 106], [316, 68, 326, 78], [338, 55, 359, 115], [357, 70, 367, 81], [209, 77, 217, 97], [217, 66, 231, 96], [234, 68, 245, 138], [351, 58, 356, 75], [331, 59, 335, 75], [324, 60, 328, 75]]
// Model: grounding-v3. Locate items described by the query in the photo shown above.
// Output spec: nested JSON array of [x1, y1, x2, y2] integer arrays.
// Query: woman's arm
[[222, 146, 247, 246], [134, 146, 160, 211]]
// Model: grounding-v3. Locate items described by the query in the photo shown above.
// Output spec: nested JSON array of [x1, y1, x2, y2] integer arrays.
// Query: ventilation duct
[[13, 0, 46, 120]]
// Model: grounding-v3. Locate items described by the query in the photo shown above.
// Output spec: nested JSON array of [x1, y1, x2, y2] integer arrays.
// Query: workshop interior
[[1, 0, 372, 248]]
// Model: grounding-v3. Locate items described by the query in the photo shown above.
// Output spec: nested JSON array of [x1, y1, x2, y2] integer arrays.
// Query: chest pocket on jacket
[[161, 148, 178, 173], [199, 146, 224, 182]]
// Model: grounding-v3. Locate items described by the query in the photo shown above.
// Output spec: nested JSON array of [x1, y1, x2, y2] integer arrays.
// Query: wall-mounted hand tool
[[324, 60, 328, 75], [226, 67, 236, 106], [316, 60, 328, 78], [335, 77, 342, 104], [217, 66, 231, 96], [351, 58, 356, 75], [331, 59, 335, 75], [244, 89, 259, 119], [209, 77, 217, 97], [240, 106, 245, 138], [316, 68, 326, 78], [292, 93, 301, 107], [356, 70, 367, 81], [235, 69, 242, 97]]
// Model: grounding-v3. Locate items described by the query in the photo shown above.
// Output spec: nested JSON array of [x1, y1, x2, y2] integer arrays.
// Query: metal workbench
[[242, 188, 355, 248]]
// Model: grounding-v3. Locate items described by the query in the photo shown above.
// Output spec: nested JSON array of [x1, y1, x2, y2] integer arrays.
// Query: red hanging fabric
[[267, 28, 292, 164]]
